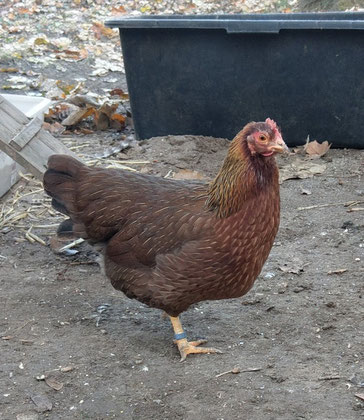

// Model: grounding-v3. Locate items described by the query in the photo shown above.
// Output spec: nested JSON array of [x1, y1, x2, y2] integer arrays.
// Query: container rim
[[105, 12, 364, 33]]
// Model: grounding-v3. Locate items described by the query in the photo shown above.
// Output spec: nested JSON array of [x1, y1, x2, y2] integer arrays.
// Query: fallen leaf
[[99, 102, 118, 117], [46, 103, 78, 121], [30, 394, 52, 413], [109, 88, 129, 100], [62, 107, 95, 126], [93, 110, 110, 130], [304, 139, 331, 158], [34, 37, 49, 46], [80, 127, 94, 134], [279, 159, 326, 183], [18, 7, 32, 14], [92, 22, 117, 39], [67, 94, 99, 108], [0, 67, 19, 73], [173, 169, 206, 180], [111, 5, 127, 14], [111, 113, 126, 124], [57, 81, 76, 95], [45, 377, 63, 391], [279, 257, 306, 275], [55, 49, 88, 61], [42, 122, 65, 135]]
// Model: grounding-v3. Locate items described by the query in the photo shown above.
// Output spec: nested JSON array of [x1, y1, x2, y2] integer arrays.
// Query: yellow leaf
[[34, 37, 49, 46], [0, 68, 18, 73]]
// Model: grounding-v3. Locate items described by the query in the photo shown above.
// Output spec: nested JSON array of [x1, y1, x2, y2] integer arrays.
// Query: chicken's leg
[[169, 316, 222, 361]]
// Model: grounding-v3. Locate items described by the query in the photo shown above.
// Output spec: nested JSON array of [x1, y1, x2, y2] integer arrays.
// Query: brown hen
[[43, 118, 288, 360]]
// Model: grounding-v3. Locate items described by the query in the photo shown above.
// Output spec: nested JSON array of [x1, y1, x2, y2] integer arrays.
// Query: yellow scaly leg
[[169, 315, 223, 362]]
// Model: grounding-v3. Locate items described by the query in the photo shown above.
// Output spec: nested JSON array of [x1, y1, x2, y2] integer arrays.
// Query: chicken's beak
[[270, 135, 290, 154]]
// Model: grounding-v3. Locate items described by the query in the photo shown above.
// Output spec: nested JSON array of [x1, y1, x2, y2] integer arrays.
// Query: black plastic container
[[105, 13, 364, 147]]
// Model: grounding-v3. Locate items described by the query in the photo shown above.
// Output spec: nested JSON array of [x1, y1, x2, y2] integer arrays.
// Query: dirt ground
[[0, 132, 363, 420]]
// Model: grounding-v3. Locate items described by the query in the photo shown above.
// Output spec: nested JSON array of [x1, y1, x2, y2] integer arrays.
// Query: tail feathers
[[56, 218, 74, 239], [43, 155, 85, 215], [57, 218, 74, 236], [47, 154, 84, 177], [51, 198, 69, 216]]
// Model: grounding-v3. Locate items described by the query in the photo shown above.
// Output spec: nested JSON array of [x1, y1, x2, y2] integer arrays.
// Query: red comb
[[265, 118, 281, 137]]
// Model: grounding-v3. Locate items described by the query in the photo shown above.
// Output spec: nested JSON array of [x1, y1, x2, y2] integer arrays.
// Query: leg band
[[174, 332, 187, 340]]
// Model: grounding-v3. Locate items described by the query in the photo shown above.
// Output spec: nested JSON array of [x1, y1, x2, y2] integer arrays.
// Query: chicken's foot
[[169, 315, 223, 362]]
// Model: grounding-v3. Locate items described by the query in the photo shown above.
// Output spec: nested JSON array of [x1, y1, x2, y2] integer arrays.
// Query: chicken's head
[[246, 118, 289, 157]]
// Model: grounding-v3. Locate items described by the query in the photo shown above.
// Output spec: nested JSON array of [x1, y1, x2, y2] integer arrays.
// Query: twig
[[25, 232, 35, 243], [12, 189, 44, 204], [298, 200, 364, 211], [27, 232, 47, 246], [215, 367, 262, 378], [104, 159, 150, 164], [59, 238, 85, 252], [105, 163, 138, 172], [318, 375, 341, 381], [347, 207, 364, 212], [30, 224, 62, 229], [327, 269, 347, 275]]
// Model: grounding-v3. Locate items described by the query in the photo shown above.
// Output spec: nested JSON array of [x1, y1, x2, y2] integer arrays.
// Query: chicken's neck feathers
[[206, 135, 279, 218]]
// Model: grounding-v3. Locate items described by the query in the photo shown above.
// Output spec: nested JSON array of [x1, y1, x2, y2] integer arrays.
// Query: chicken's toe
[[176, 338, 223, 362]]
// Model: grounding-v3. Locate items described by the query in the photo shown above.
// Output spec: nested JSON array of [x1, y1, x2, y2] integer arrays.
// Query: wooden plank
[[0, 141, 43, 178], [0, 108, 22, 138], [10, 117, 43, 151], [0, 95, 80, 180], [0, 95, 28, 126]]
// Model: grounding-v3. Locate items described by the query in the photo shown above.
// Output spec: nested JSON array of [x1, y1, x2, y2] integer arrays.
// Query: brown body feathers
[[43, 121, 285, 316]]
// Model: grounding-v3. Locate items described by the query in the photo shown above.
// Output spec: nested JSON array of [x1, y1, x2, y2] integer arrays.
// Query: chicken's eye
[[258, 134, 267, 141]]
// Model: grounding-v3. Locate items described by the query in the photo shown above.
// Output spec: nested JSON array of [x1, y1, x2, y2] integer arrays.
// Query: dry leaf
[[92, 22, 116, 39], [55, 49, 88, 61], [98, 102, 118, 118], [279, 257, 306, 275], [80, 127, 94, 134], [279, 159, 326, 183], [111, 5, 127, 14], [62, 107, 95, 126], [67, 94, 99, 108], [42, 121, 65, 135], [93, 110, 109, 130], [46, 103, 78, 121], [304, 140, 331, 158], [111, 113, 126, 124], [45, 377, 63, 391], [173, 169, 206, 180], [34, 37, 49, 46], [0, 67, 18, 73], [109, 88, 129, 100]]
